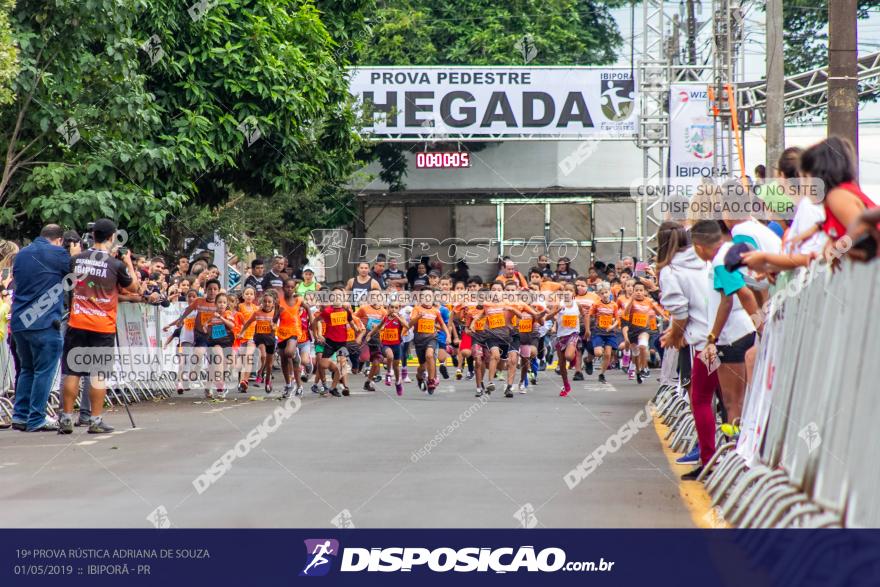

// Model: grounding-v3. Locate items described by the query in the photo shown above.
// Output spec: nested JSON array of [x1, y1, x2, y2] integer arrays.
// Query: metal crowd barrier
[[0, 302, 189, 427], [657, 259, 879, 530]]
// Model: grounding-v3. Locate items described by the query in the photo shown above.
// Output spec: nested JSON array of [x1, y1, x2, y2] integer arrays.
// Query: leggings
[[690, 347, 720, 466]]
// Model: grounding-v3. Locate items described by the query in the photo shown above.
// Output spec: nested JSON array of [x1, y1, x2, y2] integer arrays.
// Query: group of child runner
[[161, 268, 668, 400]]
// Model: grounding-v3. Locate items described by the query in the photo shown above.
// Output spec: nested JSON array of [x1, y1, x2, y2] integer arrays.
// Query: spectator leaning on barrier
[[9, 225, 77, 432], [656, 221, 717, 478], [59, 219, 139, 435], [690, 220, 759, 450], [800, 136, 877, 262]]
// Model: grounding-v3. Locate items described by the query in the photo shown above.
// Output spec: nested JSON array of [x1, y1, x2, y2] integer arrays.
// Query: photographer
[[58, 219, 139, 434], [10, 225, 78, 432]]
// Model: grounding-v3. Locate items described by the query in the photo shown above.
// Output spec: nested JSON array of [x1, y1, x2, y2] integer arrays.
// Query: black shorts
[[321, 338, 347, 358], [367, 339, 383, 360], [486, 336, 511, 360], [718, 332, 756, 364], [253, 334, 277, 354], [62, 327, 117, 376], [277, 336, 298, 351], [678, 345, 692, 383], [627, 326, 649, 344], [414, 339, 438, 364], [209, 336, 234, 349]]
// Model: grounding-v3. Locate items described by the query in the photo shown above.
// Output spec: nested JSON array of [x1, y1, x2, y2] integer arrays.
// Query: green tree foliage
[[2, 0, 367, 253], [782, 1, 880, 74], [0, 0, 17, 106]]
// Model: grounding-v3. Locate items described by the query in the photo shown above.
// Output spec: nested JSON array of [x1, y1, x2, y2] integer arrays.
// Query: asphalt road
[[0, 367, 694, 528]]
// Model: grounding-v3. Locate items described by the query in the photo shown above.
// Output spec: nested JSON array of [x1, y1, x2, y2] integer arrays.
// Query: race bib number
[[330, 311, 348, 326], [518, 318, 533, 333], [474, 318, 486, 331], [562, 314, 578, 328], [256, 320, 272, 334], [346, 328, 356, 342], [598, 315, 613, 330], [277, 326, 296, 340], [417, 318, 435, 334], [211, 324, 227, 339], [487, 313, 505, 329], [183, 317, 195, 330], [632, 314, 648, 328], [380, 329, 398, 343]]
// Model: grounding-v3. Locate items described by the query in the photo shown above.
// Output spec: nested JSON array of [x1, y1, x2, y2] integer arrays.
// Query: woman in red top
[[801, 137, 877, 261]]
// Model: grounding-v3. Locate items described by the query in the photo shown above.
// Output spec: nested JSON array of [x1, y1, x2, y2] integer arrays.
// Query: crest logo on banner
[[685, 123, 714, 159], [600, 79, 635, 121]]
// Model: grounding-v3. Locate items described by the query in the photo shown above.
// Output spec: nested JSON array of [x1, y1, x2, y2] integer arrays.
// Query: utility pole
[[686, 0, 697, 65], [765, 0, 784, 173], [828, 0, 859, 158]]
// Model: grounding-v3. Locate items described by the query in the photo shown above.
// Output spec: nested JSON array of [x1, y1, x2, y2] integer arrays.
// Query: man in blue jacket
[[10, 224, 78, 431]]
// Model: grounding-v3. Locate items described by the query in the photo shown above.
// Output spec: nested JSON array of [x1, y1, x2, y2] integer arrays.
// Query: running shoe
[[238, 381, 248, 394], [281, 387, 291, 399], [539, 359, 547, 371], [417, 377, 426, 392], [300, 373, 309, 383], [255, 376, 263, 385], [177, 386, 184, 395], [329, 387, 342, 397], [455, 368, 463, 380], [294, 386, 304, 397], [584, 358, 594, 375], [403, 376, 413, 383], [598, 373, 607, 384], [28, 418, 59, 432], [681, 466, 703, 481], [384, 373, 392, 386], [641, 368, 650, 377], [676, 446, 700, 465], [486, 382, 495, 395], [559, 387, 569, 397], [342, 387, 350, 397], [621, 354, 630, 368], [11, 421, 26, 431], [465, 371, 475, 380], [204, 389, 214, 400], [373, 375, 382, 383], [475, 386, 484, 398], [75, 414, 91, 427], [628, 370, 635, 380], [364, 381, 376, 392], [265, 382, 272, 394], [504, 385, 513, 398], [720, 423, 741, 437], [58, 416, 73, 435], [427, 383, 436, 395], [636, 371, 643, 384], [439, 364, 449, 379], [217, 388, 228, 399], [88, 417, 115, 434], [395, 381, 403, 396], [311, 383, 320, 394], [518, 385, 528, 395], [573, 371, 584, 381], [529, 371, 537, 385]]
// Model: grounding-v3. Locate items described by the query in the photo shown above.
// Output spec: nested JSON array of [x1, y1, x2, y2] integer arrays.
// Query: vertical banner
[[669, 85, 715, 188]]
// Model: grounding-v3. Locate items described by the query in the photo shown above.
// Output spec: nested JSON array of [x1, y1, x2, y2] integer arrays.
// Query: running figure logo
[[300, 539, 340, 577], [600, 79, 635, 121]]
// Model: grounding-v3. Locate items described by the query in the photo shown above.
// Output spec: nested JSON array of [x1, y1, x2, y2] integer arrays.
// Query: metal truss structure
[[738, 50, 880, 126]]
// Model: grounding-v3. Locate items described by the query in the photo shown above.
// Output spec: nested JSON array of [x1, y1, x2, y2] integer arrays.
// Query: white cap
[[302, 266, 314, 273]]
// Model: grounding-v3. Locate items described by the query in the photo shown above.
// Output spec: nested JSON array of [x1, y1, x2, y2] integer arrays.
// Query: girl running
[[409, 289, 449, 395], [547, 282, 591, 397], [311, 288, 364, 397], [367, 301, 408, 395], [355, 290, 387, 392], [277, 278, 304, 398], [235, 286, 258, 393], [623, 282, 663, 384], [206, 292, 236, 398], [590, 284, 620, 384], [239, 292, 278, 393]]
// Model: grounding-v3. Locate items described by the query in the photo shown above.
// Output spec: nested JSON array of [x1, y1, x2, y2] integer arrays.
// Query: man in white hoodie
[[657, 222, 719, 480]]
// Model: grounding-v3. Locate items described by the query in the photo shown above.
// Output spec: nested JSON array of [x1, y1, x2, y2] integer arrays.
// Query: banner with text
[[669, 84, 715, 187], [349, 67, 637, 140]]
